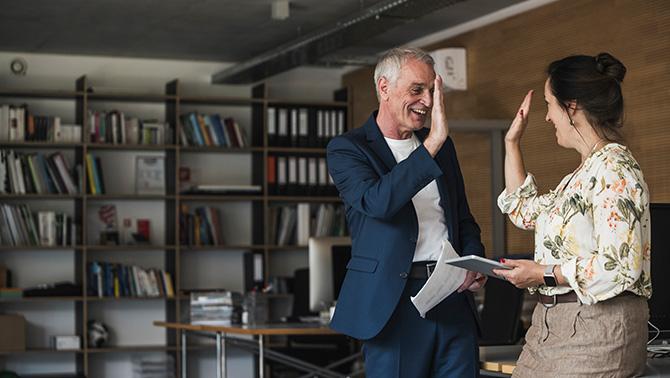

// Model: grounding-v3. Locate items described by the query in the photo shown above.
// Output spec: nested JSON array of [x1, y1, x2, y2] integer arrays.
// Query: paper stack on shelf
[[190, 291, 242, 325]]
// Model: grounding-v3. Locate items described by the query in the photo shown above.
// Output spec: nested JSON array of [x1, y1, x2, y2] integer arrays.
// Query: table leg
[[216, 333, 223, 378], [258, 335, 264, 378], [181, 331, 187, 378], [222, 332, 227, 378]]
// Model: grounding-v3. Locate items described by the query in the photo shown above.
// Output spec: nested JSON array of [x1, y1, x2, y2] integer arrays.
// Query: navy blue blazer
[[326, 112, 485, 340]]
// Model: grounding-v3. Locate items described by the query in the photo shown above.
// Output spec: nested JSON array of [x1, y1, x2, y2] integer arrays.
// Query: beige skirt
[[512, 294, 648, 378]]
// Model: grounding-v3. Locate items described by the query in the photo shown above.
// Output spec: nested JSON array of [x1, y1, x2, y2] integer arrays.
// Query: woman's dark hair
[[547, 52, 626, 142]]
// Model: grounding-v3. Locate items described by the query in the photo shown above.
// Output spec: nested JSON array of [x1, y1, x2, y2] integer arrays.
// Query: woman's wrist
[[504, 139, 521, 148], [553, 264, 566, 286], [537, 264, 547, 286]]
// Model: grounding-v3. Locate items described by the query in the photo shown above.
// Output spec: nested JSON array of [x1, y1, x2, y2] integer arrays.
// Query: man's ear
[[378, 77, 390, 101]]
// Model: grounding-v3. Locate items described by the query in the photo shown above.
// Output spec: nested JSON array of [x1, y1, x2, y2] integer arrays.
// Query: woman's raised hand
[[505, 90, 533, 144]]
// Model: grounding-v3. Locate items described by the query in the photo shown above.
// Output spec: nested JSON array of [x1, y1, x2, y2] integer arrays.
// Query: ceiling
[[0, 0, 526, 81]]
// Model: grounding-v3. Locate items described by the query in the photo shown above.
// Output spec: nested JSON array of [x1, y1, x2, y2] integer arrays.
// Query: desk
[[480, 345, 670, 377], [154, 321, 362, 378]]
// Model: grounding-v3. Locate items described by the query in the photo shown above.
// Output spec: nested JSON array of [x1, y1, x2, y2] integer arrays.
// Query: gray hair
[[373, 47, 435, 99]]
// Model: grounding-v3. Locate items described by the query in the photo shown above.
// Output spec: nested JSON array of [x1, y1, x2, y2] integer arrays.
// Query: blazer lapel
[[365, 113, 397, 172]]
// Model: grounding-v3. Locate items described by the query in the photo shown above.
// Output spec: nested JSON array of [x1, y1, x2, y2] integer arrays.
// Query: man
[[326, 47, 487, 377]]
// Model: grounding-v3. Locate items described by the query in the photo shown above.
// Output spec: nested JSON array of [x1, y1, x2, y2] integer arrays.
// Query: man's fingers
[[457, 271, 477, 293], [468, 281, 482, 291], [458, 272, 475, 293], [457, 280, 471, 293], [433, 75, 444, 113], [467, 274, 487, 292]]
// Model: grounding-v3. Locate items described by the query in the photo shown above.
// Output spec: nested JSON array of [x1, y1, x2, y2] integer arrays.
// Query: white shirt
[[384, 134, 449, 262]]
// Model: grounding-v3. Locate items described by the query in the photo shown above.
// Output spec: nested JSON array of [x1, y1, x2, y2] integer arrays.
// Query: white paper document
[[410, 240, 467, 318]]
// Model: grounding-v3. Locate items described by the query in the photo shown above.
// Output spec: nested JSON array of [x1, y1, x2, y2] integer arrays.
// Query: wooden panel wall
[[343, 0, 670, 255]]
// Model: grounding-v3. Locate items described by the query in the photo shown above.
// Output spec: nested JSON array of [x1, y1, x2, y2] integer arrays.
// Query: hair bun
[[595, 53, 626, 82]]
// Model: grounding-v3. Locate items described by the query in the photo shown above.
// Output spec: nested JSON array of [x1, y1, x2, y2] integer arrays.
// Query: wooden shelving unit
[[0, 77, 349, 377]]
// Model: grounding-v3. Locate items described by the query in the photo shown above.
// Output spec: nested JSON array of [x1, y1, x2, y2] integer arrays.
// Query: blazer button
[[400, 272, 408, 279]]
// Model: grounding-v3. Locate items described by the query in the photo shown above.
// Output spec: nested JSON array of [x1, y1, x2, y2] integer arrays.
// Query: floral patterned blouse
[[497, 143, 651, 304]]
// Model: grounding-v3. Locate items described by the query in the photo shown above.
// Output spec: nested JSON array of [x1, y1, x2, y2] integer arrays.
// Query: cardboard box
[[0, 313, 26, 351]]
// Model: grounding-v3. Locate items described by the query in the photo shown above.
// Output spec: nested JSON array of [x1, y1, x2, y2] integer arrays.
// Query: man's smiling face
[[386, 58, 435, 136]]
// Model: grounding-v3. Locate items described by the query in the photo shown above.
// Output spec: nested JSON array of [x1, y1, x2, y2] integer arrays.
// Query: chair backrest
[[289, 267, 348, 349], [479, 276, 525, 345]]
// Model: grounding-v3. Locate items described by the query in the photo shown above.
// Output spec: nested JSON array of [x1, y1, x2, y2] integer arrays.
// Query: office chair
[[479, 256, 527, 346], [269, 268, 354, 377]]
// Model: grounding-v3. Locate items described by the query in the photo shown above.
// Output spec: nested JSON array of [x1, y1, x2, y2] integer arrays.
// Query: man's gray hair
[[373, 47, 435, 99]]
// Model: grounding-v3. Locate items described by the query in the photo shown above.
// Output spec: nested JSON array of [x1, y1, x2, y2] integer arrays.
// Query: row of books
[[268, 203, 347, 246], [87, 261, 174, 298], [179, 112, 248, 147], [0, 104, 82, 143], [267, 154, 338, 196], [88, 110, 171, 145], [85, 153, 106, 195], [178, 205, 224, 246], [0, 104, 344, 147], [267, 107, 345, 148], [0, 150, 80, 194], [0, 204, 77, 247]]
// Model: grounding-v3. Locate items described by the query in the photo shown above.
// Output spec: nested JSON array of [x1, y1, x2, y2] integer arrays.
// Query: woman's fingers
[[520, 89, 534, 114], [505, 90, 533, 143]]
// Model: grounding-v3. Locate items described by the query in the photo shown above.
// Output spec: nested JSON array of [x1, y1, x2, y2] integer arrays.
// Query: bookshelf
[[0, 76, 349, 377]]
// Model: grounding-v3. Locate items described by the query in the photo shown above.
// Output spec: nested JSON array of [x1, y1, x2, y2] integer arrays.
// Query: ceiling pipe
[[212, 0, 465, 84]]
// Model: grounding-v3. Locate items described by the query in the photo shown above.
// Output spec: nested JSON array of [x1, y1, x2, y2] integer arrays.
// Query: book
[[51, 152, 78, 194], [135, 156, 165, 195], [94, 156, 106, 194], [136, 219, 151, 243]]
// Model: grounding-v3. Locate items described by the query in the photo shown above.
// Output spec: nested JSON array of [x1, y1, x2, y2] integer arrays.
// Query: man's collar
[[365, 110, 429, 142], [364, 111, 384, 141]]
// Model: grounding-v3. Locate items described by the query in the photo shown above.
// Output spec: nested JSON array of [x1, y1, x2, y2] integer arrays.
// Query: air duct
[[212, 0, 465, 84]]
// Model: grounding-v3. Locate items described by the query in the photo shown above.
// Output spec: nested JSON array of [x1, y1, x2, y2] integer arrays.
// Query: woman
[[493, 53, 651, 377]]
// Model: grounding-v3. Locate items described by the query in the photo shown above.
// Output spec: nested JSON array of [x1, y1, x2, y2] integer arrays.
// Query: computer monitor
[[650, 203, 670, 340], [308, 236, 351, 312]]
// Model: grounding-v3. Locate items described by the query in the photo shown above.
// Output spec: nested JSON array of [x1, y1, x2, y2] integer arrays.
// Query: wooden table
[[154, 321, 360, 378]]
